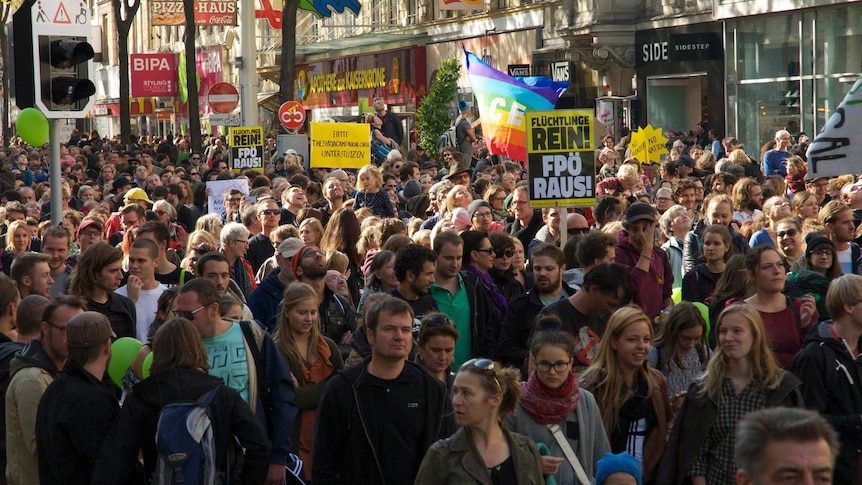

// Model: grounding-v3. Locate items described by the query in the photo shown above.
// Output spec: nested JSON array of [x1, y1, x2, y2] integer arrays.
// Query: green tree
[[416, 58, 460, 158]]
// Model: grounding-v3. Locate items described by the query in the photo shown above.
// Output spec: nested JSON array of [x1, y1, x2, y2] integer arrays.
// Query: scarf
[[464, 264, 508, 315], [232, 258, 253, 301], [519, 370, 580, 425]]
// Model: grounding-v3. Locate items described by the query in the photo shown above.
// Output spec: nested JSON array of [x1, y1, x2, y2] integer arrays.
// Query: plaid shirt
[[688, 379, 767, 484]]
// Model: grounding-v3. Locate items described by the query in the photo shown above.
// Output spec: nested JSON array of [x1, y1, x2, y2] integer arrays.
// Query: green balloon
[[15, 108, 49, 147], [108, 337, 143, 388], [142, 352, 154, 378], [692, 302, 712, 342], [671, 287, 682, 304]]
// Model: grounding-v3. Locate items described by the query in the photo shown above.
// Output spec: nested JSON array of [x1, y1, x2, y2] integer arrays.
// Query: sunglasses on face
[[567, 227, 590, 235], [259, 209, 280, 216], [776, 229, 798, 239], [494, 249, 514, 258]]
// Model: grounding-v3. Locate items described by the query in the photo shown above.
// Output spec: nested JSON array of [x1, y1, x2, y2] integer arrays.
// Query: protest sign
[[807, 76, 862, 179], [310, 122, 370, 169], [228, 126, 265, 172], [206, 179, 249, 219], [526, 109, 595, 208], [628, 124, 668, 165]]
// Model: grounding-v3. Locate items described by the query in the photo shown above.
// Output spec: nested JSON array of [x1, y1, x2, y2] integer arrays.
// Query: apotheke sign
[[637, 32, 722, 66]]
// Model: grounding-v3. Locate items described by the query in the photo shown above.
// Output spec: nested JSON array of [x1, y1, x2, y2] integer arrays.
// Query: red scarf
[[519, 370, 581, 425]]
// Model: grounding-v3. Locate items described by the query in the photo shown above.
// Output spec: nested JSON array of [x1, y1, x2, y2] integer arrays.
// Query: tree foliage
[[416, 58, 460, 158]]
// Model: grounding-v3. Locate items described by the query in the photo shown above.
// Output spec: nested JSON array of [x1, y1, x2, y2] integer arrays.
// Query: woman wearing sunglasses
[[508, 316, 610, 485], [415, 358, 544, 484], [416, 313, 459, 392], [773, 217, 804, 270], [488, 233, 525, 300], [273, 282, 344, 481], [657, 304, 804, 485], [580, 306, 672, 484]]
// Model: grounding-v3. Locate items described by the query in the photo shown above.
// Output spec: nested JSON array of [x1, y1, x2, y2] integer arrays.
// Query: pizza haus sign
[[151, 0, 237, 26]]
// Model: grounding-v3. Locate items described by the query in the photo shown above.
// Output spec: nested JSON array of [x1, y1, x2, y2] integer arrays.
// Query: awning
[[258, 91, 281, 112]]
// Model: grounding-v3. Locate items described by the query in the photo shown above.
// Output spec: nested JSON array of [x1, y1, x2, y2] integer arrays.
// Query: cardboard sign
[[206, 179, 249, 219], [309, 122, 370, 169], [629, 124, 669, 165], [526, 110, 596, 208], [228, 126, 264, 172]]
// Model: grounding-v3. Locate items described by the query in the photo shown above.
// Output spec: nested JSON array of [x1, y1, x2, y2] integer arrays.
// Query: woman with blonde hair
[[5, 219, 31, 257], [352, 164, 395, 218], [91, 319, 269, 483], [299, 217, 324, 247], [194, 213, 223, 245], [415, 358, 543, 484], [273, 282, 344, 481], [791, 190, 820, 221], [580, 306, 672, 483], [748, 196, 792, 249], [656, 304, 804, 485]]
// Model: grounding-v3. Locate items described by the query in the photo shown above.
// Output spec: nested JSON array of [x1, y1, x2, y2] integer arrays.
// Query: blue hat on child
[[595, 452, 642, 485]]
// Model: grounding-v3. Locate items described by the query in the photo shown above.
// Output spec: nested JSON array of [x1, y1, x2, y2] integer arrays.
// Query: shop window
[[735, 14, 802, 80], [734, 81, 810, 161], [646, 74, 707, 136], [815, 7, 862, 76]]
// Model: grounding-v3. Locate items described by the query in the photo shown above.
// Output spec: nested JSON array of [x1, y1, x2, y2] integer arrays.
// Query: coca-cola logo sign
[[150, 1, 237, 26]]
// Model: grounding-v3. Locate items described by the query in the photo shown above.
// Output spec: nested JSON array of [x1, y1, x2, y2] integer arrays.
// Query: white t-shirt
[[117, 283, 168, 342], [732, 209, 763, 225], [836, 246, 853, 275]]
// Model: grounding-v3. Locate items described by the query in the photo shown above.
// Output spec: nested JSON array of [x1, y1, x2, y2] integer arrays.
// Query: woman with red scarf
[[508, 316, 610, 485]]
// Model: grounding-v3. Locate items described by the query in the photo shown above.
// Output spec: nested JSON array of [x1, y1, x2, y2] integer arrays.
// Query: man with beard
[[319, 176, 345, 226], [10, 253, 54, 299], [731, 177, 764, 224], [195, 251, 255, 321], [294, 245, 356, 358], [389, 244, 438, 339], [819, 201, 862, 275], [497, 243, 575, 369]]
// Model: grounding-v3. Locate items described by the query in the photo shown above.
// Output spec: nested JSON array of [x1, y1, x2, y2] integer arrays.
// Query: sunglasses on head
[[423, 315, 454, 328], [460, 358, 502, 392], [194, 243, 214, 253], [567, 227, 590, 235]]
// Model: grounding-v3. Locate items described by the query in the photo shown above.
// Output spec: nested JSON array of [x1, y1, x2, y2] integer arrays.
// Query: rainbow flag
[[464, 49, 568, 162]]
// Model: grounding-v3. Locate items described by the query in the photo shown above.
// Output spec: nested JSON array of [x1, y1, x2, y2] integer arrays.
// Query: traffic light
[[11, 0, 95, 118]]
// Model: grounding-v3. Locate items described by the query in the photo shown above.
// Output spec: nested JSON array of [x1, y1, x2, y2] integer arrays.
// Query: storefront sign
[[155, 110, 174, 122], [309, 122, 370, 169], [151, 0, 237, 26], [508, 64, 530, 76], [637, 32, 722, 66], [228, 126, 264, 172], [551, 61, 569, 82], [196, 47, 224, 114], [629, 124, 669, 164], [807, 76, 862, 179], [130, 54, 176, 97], [669, 33, 722, 62], [526, 110, 595, 208], [296, 47, 426, 109]]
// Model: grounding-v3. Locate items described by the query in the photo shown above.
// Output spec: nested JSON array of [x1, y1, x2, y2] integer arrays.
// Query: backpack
[[372, 140, 391, 166], [436, 125, 458, 152], [155, 388, 219, 485]]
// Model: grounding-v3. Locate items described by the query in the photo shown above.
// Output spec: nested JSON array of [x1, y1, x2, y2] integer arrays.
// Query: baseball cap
[[623, 202, 656, 224], [66, 312, 116, 349], [291, 245, 316, 276], [124, 187, 153, 204], [77, 219, 104, 237], [278, 237, 304, 259]]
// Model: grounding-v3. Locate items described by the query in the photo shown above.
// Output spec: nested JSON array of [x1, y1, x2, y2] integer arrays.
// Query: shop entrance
[[646, 73, 708, 136]]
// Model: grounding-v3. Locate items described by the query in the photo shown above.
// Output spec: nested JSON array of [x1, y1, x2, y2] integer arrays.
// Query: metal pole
[[49, 119, 62, 226], [239, 1, 257, 127], [559, 207, 567, 248]]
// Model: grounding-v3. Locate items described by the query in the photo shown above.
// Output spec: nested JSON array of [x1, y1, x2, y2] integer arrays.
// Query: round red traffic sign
[[279, 101, 306, 130], [207, 82, 239, 114]]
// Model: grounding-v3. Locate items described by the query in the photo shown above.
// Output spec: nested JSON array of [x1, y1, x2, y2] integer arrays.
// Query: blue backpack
[[155, 388, 219, 485]]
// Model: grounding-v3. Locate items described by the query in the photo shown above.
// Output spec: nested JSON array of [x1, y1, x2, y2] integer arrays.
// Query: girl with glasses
[[785, 233, 840, 322], [415, 358, 543, 485], [508, 316, 610, 485], [580, 306, 672, 484]]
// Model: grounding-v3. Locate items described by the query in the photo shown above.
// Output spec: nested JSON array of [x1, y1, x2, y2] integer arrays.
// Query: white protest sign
[[206, 179, 249, 219], [807, 76, 862, 179]]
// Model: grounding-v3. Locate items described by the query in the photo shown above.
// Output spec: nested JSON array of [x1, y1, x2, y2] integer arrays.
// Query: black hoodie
[[91, 369, 270, 485], [790, 321, 862, 484]]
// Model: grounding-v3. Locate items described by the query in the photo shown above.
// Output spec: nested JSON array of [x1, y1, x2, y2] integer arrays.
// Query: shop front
[[634, 24, 724, 140], [723, 4, 862, 155], [294, 46, 427, 137]]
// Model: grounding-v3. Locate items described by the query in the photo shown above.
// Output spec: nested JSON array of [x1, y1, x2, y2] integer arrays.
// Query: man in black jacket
[[313, 298, 454, 484], [35, 312, 119, 485], [506, 185, 545, 250], [373, 97, 403, 146], [791, 273, 862, 484]]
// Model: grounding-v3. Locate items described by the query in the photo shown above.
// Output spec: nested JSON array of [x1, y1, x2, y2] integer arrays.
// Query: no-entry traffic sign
[[279, 101, 305, 130], [207, 82, 239, 114]]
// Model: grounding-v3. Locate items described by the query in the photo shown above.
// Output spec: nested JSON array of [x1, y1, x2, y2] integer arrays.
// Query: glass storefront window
[[735, 14, 802, 80], [815, 7, 862, 76]]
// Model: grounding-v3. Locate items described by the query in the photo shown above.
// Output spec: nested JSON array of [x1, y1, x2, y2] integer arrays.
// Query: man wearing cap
[[175, 278, 297, 485], [7, 296, 86, 485], [75, 219, 103, 259], [246, 199, 282, 274], [249, 238, 303, 330], [455, 101, 477, 163], [35, 312, 119, 485], [615, 202, 674, 320], [374, 97, 403, 146]]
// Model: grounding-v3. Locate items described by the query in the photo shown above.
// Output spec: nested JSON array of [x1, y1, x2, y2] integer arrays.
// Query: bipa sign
[[130, 53, 177, 97]]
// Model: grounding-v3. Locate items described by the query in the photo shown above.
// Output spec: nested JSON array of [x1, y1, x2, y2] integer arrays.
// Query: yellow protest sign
[[228, 126, 264, 172], [310, 122, 371, 169], [628, 124, 669, 165]]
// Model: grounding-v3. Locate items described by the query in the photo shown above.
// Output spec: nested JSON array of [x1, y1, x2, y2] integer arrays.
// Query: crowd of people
[[0, 116, 853, 485]]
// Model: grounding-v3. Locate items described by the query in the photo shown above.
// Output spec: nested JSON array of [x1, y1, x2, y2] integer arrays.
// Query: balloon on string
[[107, 337, 143, 387], [15, 108, 49, 147]]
